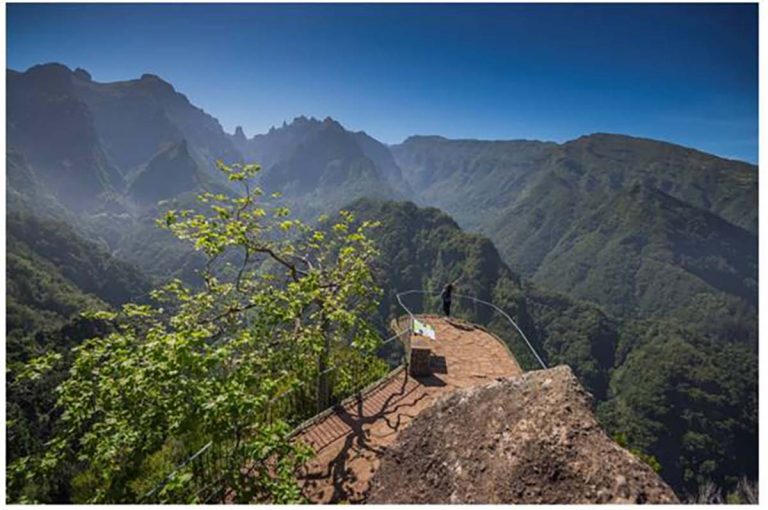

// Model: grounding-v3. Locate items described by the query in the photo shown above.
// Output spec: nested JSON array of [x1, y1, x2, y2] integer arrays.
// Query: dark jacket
[[441, 284, 453, 303]]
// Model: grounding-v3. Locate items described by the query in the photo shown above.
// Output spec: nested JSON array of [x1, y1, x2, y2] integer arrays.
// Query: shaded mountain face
[[7, 149, 50, 211], [231, 116, 406, 219], [7, 65, 411, 282], [6, 63, 242, 212], [127, 140, 209, 204], [72, 71, 241, 172], [351, 130, 408, 193], [262, 117, 377, 193], [7, 65, 122, 210]]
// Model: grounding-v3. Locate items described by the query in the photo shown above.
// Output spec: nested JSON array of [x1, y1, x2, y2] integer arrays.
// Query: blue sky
[[7, 3, 758, 163]]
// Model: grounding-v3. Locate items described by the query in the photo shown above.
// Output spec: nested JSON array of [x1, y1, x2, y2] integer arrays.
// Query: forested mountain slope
[[5, 62, 757, 500], [390, 136, 557, 231], [393, 133, 758, 332], [7, 64, 756, 331], [7, 212, 150, 350], [345, 198, 757, 498], [346, 198, 617, 396], [7, 212, 150, 474], [533, 185, 756, 341]]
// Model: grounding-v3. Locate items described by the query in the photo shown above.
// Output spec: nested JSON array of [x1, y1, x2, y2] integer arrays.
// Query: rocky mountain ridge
[[6, 63, 758, 498]]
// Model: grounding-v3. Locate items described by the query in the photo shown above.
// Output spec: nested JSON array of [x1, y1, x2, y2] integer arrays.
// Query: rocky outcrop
[[367, 366, 678, 504]]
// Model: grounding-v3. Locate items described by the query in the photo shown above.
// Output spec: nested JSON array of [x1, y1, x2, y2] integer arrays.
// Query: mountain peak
[[139, 73, 176, 92], [401, 135, 448, 144], [281, 115, 345, 131], [260, 115, 347, 136], [128, 138, 203, 204], [27, 62, 72, 74], [25, 62, 73, 84], [570, 132, 646, 145], [291, 115, 313, 125], [563, 132, 752, 166], [233, 126, 247, 141], [73, 67, 92, 81]]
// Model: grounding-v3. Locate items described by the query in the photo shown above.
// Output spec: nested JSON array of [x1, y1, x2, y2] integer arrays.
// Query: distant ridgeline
[[6, 63, 757, 500]]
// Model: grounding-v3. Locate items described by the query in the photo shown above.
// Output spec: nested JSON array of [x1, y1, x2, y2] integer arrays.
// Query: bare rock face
[[367, 365, 678, 504]]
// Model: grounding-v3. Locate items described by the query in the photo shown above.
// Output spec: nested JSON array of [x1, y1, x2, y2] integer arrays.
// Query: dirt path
[[294, 315, 522, 503]]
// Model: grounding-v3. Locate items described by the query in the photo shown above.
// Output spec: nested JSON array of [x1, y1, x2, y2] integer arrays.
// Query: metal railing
[[395, 289, 547, 371], [141, 325, 411, 503], [143, 289, 543, 502]]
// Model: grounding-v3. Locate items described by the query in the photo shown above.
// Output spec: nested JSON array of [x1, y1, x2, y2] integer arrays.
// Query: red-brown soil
[[294, 315, 522, 503]]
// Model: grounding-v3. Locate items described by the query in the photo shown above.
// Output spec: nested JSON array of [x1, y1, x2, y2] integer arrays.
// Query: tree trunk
[[316, 311, 331, 413]]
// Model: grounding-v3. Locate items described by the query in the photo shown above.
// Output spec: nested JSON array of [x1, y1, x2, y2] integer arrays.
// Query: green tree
[[9, 162, 384, 503], [598, 329, 757, 497]]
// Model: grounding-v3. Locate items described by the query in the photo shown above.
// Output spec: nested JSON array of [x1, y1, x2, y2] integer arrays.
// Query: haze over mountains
[[8, 63, 757, 335], [6, 63, 758, 499]]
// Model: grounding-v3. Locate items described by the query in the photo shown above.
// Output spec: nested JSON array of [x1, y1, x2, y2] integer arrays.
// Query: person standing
[[441, 283, 453, 316]]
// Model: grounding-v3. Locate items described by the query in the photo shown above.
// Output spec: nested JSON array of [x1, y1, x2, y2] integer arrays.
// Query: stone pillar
[[409, 337, 432, 377]]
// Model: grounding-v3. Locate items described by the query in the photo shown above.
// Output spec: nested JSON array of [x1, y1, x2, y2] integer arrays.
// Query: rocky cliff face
[[367, 366, 678, 504]]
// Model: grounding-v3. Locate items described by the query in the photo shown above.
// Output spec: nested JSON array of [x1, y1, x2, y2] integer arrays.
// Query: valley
[[5, 63, 758, 502]]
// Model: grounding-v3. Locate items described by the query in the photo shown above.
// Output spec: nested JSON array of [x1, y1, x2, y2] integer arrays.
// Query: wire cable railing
[[395, 289, 547, 370]]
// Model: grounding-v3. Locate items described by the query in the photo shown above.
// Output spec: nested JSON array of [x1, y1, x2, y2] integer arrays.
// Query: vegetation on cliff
[[7, 163, 388, 503], [344, 198, 757, 498]]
